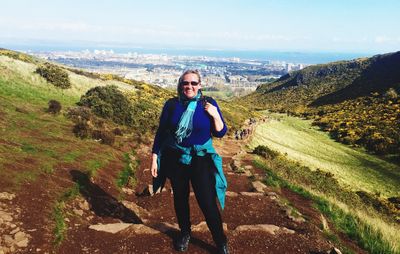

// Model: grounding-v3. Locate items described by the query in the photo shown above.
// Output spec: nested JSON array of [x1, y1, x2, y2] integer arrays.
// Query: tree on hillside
[[78, 85, 135, 126], [35, 62, 71, 89]]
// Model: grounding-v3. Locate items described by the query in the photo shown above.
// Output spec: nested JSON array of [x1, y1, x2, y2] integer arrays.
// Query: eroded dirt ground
[[1, 131, 367, 254]]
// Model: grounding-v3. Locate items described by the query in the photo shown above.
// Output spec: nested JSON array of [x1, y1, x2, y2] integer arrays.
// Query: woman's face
[[181, 73, 201, 99]]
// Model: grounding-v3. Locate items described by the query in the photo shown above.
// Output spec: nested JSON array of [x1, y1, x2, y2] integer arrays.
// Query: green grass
[[314, 196, 394, 254], [254, 159, 399, 254], [41, 163, 55, 174], [53, 201, 67, 246], [85, 159, 103, 178], [53, 183, 80, 247], [63, 150, 83, 163], [21, 143, 37, 153], [0, 55, 124, 193], [250, 112, 400, 198], [116, 152, 138, 189]]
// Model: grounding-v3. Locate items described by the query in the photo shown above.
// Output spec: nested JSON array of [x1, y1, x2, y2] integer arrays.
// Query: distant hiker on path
[[150, 69, 229, 254]]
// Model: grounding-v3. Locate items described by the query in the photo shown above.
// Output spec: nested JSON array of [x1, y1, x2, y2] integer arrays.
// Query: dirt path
[[1, 131, 364, 253]]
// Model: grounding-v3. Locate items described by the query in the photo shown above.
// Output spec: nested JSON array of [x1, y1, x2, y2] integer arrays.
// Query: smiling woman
[[179, 72, 202, 99], [150, 69, 229, 253]]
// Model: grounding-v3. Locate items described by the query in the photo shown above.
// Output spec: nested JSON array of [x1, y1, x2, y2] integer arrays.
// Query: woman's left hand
[[204, 102, 219, 118]]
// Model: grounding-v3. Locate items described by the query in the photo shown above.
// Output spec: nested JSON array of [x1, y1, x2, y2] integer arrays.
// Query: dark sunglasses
[[181, 81, 200, 86]]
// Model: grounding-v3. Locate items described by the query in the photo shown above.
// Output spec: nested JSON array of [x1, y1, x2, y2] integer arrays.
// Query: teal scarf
[[175, 92, 202, 143], [153, 137, 227, 209], [170, 138, 227, 209]]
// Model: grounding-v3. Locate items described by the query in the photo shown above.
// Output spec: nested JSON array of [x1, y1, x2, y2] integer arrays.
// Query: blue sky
[[1, 0, 399, 53]]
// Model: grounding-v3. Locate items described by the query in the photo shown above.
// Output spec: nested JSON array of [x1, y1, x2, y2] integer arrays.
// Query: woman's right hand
[[151, 153, 158, 178]]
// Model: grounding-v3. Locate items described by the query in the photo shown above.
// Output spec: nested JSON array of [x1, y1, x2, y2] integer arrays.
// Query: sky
[[1, 0, 399, 54]]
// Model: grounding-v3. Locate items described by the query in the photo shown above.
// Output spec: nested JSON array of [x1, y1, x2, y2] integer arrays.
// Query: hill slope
[[239, 51, 400, 156], [242, 51, 400, 109]]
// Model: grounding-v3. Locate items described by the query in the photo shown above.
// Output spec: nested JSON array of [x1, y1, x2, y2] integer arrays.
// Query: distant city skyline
[[1, 0, 399, 54]]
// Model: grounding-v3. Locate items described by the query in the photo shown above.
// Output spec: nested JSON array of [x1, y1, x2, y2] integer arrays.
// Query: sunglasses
[[181, 81, 200, 86]]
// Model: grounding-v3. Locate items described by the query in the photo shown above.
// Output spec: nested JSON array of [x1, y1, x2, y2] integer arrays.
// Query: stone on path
[[3, 235, 14, 246], [0, 192, 15, 200], [10, 227, 20, 235], [78, 199, 90, 211], [16, 238, 29, 248], [225, 191, 239, 197], [73, 208, 84, 216], [239, 192, 265, 197], [126, 224, 160, 235], [89, 223, 132, 234], [122, 187, 134, 195], [0, 211, 13, 222], [251, 181, 267, 193], [234, 224, 295, 235], [192, 221, 228, 232], [122, 201, 151, 219], [13, 231, 26, 242]]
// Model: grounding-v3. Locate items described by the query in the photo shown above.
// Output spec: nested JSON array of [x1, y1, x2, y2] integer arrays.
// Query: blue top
[[152, 97, 227, 154]]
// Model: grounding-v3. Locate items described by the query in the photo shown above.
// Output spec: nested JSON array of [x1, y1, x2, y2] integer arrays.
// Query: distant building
[[285, 63, 292, 72]]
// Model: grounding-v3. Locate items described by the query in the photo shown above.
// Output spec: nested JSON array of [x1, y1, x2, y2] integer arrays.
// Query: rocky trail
[[0, 127, 364, 254]]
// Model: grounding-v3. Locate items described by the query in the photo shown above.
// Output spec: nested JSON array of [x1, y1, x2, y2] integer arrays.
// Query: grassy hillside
[[0, 49, 255, 190], [0, 53, 137, 191], [239, 51, 400, 157], [249, 113, 400, 253], [249, 113, 400, 198]]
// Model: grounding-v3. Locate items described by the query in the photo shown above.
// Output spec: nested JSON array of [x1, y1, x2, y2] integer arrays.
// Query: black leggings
[[162, 148, 227, 245]]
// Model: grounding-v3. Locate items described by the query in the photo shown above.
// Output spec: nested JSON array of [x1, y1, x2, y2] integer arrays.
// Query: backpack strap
[[201, 95, 213, 106]]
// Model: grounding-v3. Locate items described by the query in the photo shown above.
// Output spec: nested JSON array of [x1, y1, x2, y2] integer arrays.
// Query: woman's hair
[[177, 69, 202, 95]]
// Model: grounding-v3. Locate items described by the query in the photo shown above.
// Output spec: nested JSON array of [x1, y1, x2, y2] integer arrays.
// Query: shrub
[[73, 120, 92, 139], [35, 62, 71, 89], [113, 128, 123, 136], [48, 100, 62, 114], [66, 106, 93, 122], [91, 130, 115, 145], [77, 86, 135, 126], [0, 48, 36, 63], [253, 145, 279, 159], [388, 197, 400, 209]]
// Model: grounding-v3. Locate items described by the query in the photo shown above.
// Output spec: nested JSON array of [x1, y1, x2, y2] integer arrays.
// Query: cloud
[[0, 17, 310, 46]]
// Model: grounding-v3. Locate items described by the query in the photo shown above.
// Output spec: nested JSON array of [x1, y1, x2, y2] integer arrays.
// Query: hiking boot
[[174, 233, 191, 252], [217, 242, 229, 254]]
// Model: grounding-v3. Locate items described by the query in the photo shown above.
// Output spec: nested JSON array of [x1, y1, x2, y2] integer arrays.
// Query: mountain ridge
[[250, 51, 400, 108]]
